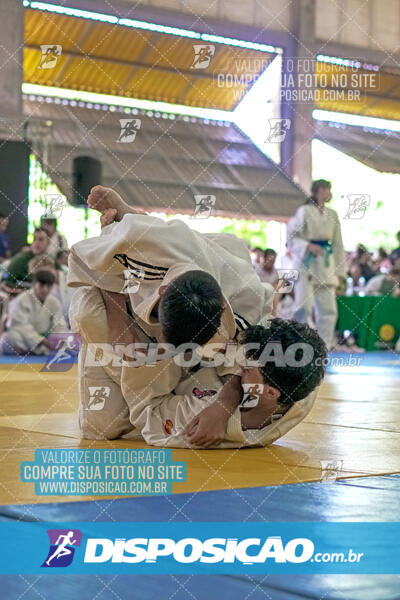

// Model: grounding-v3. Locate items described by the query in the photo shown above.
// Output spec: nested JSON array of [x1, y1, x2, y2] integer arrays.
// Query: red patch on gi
[[164, 419, 174, 435], [192, 387, 217, 399]]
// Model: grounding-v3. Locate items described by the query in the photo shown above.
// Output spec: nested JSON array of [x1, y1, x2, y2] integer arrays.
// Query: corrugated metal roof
[[315, 120, 400, 174], [23, 98, 306, 219], [315, 62, 400, 121], [24, 8, 275, 111]]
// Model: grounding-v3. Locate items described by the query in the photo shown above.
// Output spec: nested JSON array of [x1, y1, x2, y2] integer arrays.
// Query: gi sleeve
[[286, 206, 309, 263], [332, 210, 346, 280]]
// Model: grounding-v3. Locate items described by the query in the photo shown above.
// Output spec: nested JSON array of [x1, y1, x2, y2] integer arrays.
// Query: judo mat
[[1, 351, 400, 598]]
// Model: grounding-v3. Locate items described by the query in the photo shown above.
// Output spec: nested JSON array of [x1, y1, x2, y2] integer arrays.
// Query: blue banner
[[1, 522, 400, 574]]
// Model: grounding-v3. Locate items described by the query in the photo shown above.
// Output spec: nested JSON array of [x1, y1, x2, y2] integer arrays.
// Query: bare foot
[[88, 185, 138, 222], [100, 208, 117, 229]]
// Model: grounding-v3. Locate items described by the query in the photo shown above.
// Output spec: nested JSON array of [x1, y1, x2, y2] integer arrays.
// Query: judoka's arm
[[332, 212, 347, 282], [50, 298, 68, 333], [287, 206, 323, 261]]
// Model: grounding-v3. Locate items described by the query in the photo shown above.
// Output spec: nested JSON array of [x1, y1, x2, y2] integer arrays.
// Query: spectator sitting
[[40, 215, 68, 259], [389, 231, 400, 266], [251, 246, 264, 267], [56, 249, 69, 268], [0, 270, 67, 355], [372, 247, 392, 274], [365, 268, 400, 297], [256, 248, 279, 287], [354, 244, 375, 281], [28, 254, 72, 323], [0, 214, 11, 264], [1, 228, 50, 293]]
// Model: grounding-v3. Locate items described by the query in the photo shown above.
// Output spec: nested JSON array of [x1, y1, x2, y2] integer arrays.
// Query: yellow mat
[[1, 364, 399, 505]]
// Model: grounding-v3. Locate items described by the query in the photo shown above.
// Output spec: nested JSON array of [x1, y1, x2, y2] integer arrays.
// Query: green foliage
[[220, 220, 267, 248]]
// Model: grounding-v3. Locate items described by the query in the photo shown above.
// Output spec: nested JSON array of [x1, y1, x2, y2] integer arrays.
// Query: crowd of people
[[251, 231, 400, 301], [0, 214, 72, 356]]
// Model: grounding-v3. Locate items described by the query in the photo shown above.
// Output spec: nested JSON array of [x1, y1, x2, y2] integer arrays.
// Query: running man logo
[[37, 45, 62, 69], [265, 118, 291, 143], [275, 269, 299, 294], [320, 460, 343, 483], [241, 383, 264, 408], [43, 193, 65, 219], [122, 268, 146, 293], [41, 334, 81, 372], [193, 195, 216, 218], [87, 386, 111, 411], [344, 194, 370, 219], [191, 44, 215, 69], [41, 529, 82, 568], [117, 119, 142, 143]]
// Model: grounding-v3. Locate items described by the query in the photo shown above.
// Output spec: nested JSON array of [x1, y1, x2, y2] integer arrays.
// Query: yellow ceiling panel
[[25, 10, 89, 52], [124, 69, 191, 103], [79, 26, 153, 62], [24, 7, 274, 111], [58, 58, 133, 94]]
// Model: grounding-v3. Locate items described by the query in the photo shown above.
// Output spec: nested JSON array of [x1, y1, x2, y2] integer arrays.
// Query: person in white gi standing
[[287, 179, 346, 349]]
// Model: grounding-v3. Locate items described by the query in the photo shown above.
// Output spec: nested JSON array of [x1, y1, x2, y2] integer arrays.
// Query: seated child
[[0, 270, 67, 355], [72, 286, 326, 448]]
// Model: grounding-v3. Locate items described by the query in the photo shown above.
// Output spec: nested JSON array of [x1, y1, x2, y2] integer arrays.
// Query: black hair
[[34, 227, 48, 235], [33, 270, 55, 286], [264, 248, 277, 259], [0, 213, 7, 219], [306, 179, 331, 205], [41, 217, 57, 225], [238, 318, 327, 406], [56, 249, 68, 259], [158, 270, 224, 346]]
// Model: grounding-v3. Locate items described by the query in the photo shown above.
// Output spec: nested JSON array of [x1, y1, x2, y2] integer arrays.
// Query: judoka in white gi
[[70, 286, 326, 448], [0, 270, 67, 355], [68, 186, 326, 448], [287, 180, 346, 349]]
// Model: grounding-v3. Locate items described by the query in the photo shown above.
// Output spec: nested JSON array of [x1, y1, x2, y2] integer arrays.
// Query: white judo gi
[[71, 286, 318, 448], [1, 288, 67, 354], [68, 214, 274, 336], [67, 216, 273, 443], [287, 203, 346, 349]]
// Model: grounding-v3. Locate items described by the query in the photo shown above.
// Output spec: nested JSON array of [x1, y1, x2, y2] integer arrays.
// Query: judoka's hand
[[308, 243, 324, 256], [184, 404, 227, 448]]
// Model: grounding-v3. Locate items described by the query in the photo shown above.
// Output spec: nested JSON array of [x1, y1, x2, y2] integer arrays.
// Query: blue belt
[[305, 240, 332, 269]]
